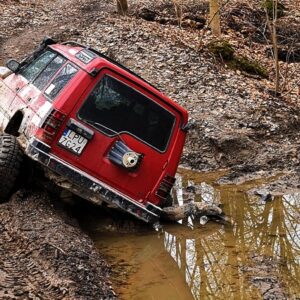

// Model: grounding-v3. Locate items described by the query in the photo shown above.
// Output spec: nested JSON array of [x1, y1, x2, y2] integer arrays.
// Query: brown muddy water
[[83, 168, 300, 299]]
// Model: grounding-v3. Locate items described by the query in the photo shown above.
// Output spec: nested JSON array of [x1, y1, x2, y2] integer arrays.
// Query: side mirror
[[6, 59, 21, 73]]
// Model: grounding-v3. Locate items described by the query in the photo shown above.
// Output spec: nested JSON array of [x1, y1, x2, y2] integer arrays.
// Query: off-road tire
[[0, 134, 24, 202]]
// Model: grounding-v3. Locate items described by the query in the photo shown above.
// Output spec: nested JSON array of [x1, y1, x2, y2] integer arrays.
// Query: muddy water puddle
[[87, 168, 300, 299]]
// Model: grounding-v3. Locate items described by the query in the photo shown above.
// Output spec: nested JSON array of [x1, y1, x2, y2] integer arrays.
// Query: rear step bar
[[26, 138, 162, 223]]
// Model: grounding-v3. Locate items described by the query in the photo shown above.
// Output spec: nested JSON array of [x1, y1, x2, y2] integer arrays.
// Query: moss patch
[[208, 40, 268, 78], [228, 56, 269, 78], [207, 40, 235, 60]]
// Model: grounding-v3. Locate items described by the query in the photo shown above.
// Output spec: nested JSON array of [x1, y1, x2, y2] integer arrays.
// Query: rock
[[200, 215, 208, 225], [254, 189, 273, 202]]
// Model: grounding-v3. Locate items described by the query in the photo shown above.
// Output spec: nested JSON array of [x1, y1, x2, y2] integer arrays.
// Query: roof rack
[[61, 41, 159, 91]]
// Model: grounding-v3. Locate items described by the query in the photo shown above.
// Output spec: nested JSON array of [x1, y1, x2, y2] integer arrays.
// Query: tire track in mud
[[0, 0, 101, 65], [0, 190, 116, 299]]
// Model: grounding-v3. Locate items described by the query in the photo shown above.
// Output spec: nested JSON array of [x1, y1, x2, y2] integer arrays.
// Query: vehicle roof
[[49, 43, 188, 123]]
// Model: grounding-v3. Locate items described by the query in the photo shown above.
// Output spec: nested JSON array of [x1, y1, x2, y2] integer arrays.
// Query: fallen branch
[[161, 202, 224, 222]]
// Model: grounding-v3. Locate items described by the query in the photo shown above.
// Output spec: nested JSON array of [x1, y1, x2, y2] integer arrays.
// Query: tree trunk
[[209, 0, 221, 37], [265, 0, 280, 95], [273, 0, 280, 94], [117, 0, 128, 16]]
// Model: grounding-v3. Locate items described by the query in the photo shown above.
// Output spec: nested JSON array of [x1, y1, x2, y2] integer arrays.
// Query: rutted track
[[0, 190, 116, 299]]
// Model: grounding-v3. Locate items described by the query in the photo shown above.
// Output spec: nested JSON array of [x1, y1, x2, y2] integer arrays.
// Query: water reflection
[[94, 170, 300, 299], [163, 175, 300, 299]]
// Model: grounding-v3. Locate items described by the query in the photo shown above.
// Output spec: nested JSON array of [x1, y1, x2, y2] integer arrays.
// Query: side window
[[44, 64, 78, 100], [33, 56, 66, 90], [20, 51, 56, 82]]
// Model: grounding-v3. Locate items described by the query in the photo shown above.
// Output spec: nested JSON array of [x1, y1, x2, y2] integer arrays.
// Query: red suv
[[0, 38, 188, 223]]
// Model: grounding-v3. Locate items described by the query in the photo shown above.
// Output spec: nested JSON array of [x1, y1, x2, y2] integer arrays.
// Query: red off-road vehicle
[[0, 38, 188, 223]]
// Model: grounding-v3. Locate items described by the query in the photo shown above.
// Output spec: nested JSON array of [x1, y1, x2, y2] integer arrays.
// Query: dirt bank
[[0, 189, 116, 299]]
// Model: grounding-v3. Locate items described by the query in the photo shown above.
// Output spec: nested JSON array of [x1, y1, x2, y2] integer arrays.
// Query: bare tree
[[117, 0, 128, 16], [209, 0, 221, 37], [173, 1, 183, 28], [265, 0, 280, 95]]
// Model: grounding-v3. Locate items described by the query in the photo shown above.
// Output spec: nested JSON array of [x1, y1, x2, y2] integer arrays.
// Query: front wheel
[[0, 134, 24, 202]]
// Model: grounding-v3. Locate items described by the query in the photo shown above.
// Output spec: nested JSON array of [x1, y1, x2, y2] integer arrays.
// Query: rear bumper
[[26, 138, 162, 223]]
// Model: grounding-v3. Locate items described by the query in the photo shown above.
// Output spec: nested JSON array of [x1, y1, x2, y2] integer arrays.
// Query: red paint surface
[[1, 44, 188, 206]]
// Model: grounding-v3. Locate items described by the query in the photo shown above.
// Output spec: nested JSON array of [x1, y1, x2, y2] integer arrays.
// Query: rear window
[[78, 75, 175, 152]]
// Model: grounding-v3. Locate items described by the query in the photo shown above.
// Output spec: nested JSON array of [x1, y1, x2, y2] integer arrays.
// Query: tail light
[[156, 175, 176, 201], [39, 109, 66, 143]]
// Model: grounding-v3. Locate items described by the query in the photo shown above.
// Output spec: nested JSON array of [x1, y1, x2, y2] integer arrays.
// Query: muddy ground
[[0, 190, 115, 299], [0, 0, 300, 299], [0, 189, 116, 299]]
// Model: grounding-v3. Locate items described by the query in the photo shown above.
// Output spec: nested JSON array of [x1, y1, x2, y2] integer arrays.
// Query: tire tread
[[0, 134, 24, 202]]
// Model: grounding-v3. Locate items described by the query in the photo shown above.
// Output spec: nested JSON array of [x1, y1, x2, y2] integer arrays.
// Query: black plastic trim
[[26, 139, 160, 223], [66, 118, 94, 140]]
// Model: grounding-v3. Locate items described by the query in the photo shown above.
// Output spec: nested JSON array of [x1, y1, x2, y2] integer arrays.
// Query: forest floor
[[0, 0, 299, 299]]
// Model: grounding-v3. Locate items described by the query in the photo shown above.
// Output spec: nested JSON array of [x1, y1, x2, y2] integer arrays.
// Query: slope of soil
[[0, 190, 116, 299]]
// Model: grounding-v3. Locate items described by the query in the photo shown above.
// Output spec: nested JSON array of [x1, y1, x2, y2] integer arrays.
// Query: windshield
[[78, 75, 175, 152]]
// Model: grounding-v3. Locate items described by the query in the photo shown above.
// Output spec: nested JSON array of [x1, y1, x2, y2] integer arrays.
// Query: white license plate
[[58, 129, 88, 155]]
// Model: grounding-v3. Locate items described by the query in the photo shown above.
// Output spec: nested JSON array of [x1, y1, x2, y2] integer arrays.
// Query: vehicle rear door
[[52, 69, 179, 203]]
